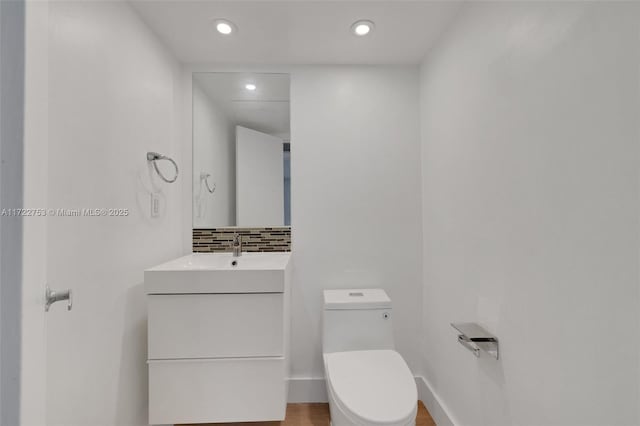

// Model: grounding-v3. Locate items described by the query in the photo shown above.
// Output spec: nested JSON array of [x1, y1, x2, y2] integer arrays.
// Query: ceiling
[[193, 72, 290, 136], [130, 1, 463, 64]]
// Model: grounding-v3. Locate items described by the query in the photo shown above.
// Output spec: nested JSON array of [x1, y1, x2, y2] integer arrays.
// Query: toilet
[[323, 289, 417, 426]]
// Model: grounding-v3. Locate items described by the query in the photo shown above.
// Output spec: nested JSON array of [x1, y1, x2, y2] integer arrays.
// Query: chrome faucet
[[231, 233, 243, 257]]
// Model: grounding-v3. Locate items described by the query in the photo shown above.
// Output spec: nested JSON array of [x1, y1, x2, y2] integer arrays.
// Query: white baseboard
[[415, 376, 458, 426], [287, 376, 456, 426], [287, 377, 328, 403]]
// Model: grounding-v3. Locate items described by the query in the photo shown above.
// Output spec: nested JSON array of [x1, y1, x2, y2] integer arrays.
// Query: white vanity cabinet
[[144, 253, 291, 425]]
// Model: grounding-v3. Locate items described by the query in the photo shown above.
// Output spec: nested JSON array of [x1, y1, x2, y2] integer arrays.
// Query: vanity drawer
[[148, 357, 287, 425], [148, 293, 283, 359]]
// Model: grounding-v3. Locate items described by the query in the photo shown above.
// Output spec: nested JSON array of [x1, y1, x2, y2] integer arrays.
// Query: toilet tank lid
[[324, 289, 391, 310]]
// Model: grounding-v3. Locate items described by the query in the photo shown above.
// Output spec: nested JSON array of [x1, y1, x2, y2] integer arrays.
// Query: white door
[[235, 126, 285, 227], [21, 2, 186, 425], [20, 1, 49, 424]]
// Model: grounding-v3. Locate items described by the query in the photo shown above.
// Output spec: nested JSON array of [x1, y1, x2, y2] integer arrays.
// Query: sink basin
[[144, 252, 291, 294]]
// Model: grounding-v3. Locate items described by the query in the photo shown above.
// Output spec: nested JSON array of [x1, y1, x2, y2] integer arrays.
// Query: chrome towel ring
[[200, 172, 216, 194], [147, 152, 179, 183]]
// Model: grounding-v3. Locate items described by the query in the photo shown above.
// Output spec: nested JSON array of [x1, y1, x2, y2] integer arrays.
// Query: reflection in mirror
[[192, 72, 290, 228]]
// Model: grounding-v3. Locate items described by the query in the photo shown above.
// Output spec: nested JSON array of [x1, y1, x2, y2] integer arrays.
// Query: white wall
[[192, 82, 235, 228], [290, 66, 423, 382], [0, 1, 25, 424], [236, 126, 284, 227], [419, 2, 640, 425], [46, 1, 186, 425]]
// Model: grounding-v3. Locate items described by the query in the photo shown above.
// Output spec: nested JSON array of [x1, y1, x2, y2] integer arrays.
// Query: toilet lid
[[325, 350, 417, 426]]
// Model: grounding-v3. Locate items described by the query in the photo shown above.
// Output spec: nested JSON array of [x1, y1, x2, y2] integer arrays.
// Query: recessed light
[[214, 19, 236, 35], [351, 20, 374, 36], [245, 83, 257, 91]]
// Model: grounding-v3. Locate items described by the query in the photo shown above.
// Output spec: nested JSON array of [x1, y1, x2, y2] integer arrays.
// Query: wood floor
[[181, 401, 436, 426]]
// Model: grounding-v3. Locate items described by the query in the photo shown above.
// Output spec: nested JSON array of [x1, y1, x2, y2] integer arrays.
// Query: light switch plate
[[151, 193, 160, 218]]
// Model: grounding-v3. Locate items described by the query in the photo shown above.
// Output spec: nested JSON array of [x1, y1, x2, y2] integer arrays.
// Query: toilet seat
[[325, 350, 417, 426]]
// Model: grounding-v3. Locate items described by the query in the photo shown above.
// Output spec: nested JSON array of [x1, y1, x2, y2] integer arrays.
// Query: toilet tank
[[322, 289, 395, 354]]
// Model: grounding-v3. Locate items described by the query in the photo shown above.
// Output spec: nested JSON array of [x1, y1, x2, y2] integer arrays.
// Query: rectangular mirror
[[192, 72, 291, 228]]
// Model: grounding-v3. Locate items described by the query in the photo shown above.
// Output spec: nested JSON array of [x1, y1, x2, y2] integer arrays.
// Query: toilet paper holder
[[451, 322, 499, 360]]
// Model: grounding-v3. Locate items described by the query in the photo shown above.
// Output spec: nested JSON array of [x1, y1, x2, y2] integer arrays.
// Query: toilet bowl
[[325, 350, 417, 426], [322, 289, 417, 426]]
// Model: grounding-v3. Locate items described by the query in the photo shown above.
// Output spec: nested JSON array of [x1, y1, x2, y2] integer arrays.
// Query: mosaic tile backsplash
[[193, 227, 291, 253]]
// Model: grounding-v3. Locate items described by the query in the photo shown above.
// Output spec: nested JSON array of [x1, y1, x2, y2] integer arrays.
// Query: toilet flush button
[[383, 312, 390, 319]]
